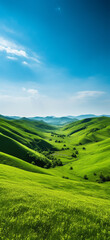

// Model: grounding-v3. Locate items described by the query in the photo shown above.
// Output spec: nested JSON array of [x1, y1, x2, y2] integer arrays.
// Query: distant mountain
[[0, 115, 21, 120], [102, 114, 110, 118], [0, 114, 109, 125], [30, 114, 98, 125], [76, 114, 96, 120], [30, 116, 78, 125]]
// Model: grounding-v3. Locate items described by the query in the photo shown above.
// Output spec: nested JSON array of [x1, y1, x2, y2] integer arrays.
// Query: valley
[[0, 116, 110, 239]]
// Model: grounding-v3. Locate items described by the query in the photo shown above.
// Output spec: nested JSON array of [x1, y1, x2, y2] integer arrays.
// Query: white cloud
[[22, 61, 28, 65], [0, 44, 27, 57], [75, 91, 105, 100], [27, 89, 38, 95], [22, 87, 38, 95], [6, 56, 18, 60], [0, 37, 17, 48], [0, 37, 41, 64]]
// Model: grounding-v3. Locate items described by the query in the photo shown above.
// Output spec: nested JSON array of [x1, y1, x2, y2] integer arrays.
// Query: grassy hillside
[[0, 152, 50, 174], [49, 117, 110, 181], [0, 133, 52, 168], [0, 164, 110, 240], [0, 118, 58, 168], [0, 118, 56, 149], [63, 116, 110, 140], [0, 116, 110, 239]]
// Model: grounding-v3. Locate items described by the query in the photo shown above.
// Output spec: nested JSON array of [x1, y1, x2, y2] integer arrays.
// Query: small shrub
[[98, 173, 110, 183], [70, 166, 73, 170], [106, 176, 110, 181], [99, 172, 106, 183], [84, 175, 88, 180], [75, 150, 78, 155], [72, 153, 77, 158], [82, 147, 86, 150], [62, 176, 69, 179], [73, 147, 76, 150]]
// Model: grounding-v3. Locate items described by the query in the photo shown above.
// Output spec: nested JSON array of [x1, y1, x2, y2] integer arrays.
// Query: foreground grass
[[0, 164, 110, 240]]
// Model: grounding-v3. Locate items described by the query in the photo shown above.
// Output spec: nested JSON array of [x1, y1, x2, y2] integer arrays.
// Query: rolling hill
[[0, 116, 110, 239]]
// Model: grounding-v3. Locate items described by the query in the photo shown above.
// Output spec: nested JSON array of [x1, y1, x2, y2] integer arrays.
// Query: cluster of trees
[[27, 149, 63, 169], [51, 133, 65, 137], [51, 159, 63, 167], [55, 140, 63, 143], [62, 147, 69, 150], [51, 133, 66, 139], [42, 150, 63, 168], [27, 152, 51, 168], [83, 172, 110, 183], [98, 173, 110, 183], [72, 150, 78, 158]]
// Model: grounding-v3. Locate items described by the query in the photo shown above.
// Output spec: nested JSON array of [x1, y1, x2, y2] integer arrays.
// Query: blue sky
[[0, 0, 110, 116]]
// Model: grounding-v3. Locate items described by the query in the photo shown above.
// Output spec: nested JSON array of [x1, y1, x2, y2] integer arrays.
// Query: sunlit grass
[[0, 164, 110, 240]]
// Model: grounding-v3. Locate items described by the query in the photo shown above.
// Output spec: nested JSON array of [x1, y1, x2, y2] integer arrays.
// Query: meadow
[[0, 116, 110, 239]]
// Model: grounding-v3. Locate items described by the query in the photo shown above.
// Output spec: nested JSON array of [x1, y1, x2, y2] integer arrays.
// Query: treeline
[[27, 151, 63, 169]]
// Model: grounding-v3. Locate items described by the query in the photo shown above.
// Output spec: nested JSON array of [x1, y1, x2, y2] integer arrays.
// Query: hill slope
[[0, 164, 110, 240], [50, 117, 110, 182], [0, 152, 50, 174], [0, 116, 110, 180], [0, 118, 57, 169]]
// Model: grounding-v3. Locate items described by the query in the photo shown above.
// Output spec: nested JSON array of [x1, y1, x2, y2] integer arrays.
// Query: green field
[[0, 117, 110, 239]]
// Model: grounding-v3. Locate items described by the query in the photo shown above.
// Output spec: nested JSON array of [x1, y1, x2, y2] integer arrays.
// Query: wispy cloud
[[0, 24, 16, 34], [0, 37, 41, 64], [75, 91, 105, 99], [0, 37, 27, 57], [6, 56, 18, 60], [22, 87, 38, 95]]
